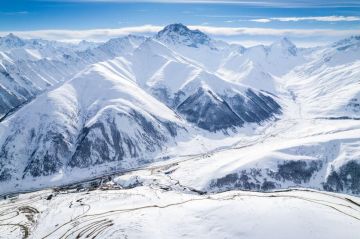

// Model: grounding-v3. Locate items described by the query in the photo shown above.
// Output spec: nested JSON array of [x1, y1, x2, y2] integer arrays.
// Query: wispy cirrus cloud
[[250, 16, 360, 23], [250, 18, 272, 23], [0, 11, 29, 16], [35, 0, 360, 7]]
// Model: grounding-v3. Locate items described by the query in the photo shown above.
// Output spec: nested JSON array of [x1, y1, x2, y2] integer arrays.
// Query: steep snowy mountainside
[[77, 35, 147, 64], [155, 23, 233, 72], [0, 34, 146, 119], [154, 24, 306, 94], [130, 37, 282, 131], [283, 36, 360, 118], [0, 57, 188, 193], [326, 35, 360, 66], [266, 37, 305, 75], [218, 37, 306, 94], [0, 50, 82, 119]]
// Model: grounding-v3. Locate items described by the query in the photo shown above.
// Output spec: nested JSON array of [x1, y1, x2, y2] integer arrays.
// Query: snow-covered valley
[[0, 23, 360, 238]]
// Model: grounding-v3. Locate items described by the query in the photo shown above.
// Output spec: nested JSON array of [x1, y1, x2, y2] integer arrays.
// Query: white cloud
[[188, 25, 360, 37], [1, 25, 359, 43], [250, 18, 272, 23], [0, 25, 162, 42], [251, 16, 360, 23], [223, 39, 330, 48]]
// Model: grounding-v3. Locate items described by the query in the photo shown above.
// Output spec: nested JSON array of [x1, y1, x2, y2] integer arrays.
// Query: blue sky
[[1, 0, 360, 46]]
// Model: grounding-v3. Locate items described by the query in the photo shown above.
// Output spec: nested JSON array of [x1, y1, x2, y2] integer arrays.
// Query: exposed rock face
[[177, 88, 281, 132], [69, 109, 181, 169], [177, 88, 244, 131], [209, 160, 323, 192], [22, 131, 72, 178], [206, 137, 360, 196], [324, 161, 360, 194], [0, 55, 187, 185], [155, 23, 212, 48], [224, 89, 281, 123]]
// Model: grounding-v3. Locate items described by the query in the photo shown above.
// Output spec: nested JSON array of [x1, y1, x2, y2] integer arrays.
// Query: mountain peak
[[271, 37, 297, 56], [4, 33, 23, 41], [161, 23, 189, 33], [155, 23, 212, 47], [280, 37, 294, 46], [0, 33, 26, 48]]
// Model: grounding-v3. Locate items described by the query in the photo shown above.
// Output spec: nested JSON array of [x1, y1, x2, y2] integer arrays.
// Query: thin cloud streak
[[190, 25, 360, 37], [250, 16, 360, 23], [0, 11, 29, 16], [251, 19, 271, 23]]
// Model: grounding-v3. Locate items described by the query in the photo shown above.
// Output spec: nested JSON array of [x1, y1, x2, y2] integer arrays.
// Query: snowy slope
[[0, 58, 188, 193], [131, 37, 282, 131], [154, 24, 306, 95], [0, 185, 359, 239], [0, 34, 146, 118], [218, 38, 306, 94], [282, 36, 360, 119]]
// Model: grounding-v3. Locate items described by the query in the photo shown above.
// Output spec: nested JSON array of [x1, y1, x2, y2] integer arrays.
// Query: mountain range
[[0, 23, 360, 197]]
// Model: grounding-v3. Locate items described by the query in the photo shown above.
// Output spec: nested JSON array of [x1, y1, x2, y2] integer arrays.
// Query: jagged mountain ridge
[[0, 34, 147, 118]]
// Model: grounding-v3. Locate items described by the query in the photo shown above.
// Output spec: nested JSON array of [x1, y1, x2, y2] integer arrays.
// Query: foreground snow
[[0, 186, 359, 239]]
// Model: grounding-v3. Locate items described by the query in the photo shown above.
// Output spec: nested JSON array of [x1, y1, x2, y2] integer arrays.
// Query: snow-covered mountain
[[0, 34, 146, 119], [0, 24, 360, 199], [1, 23, 360, 239], [0, 58, 187, 185], [155, 23, 213, 48], [283, 36, 360, 119], [130, 37, 281, 130]]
